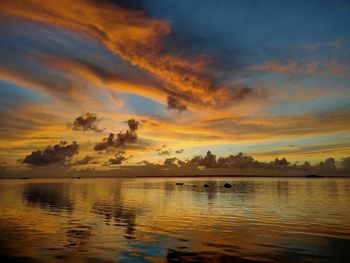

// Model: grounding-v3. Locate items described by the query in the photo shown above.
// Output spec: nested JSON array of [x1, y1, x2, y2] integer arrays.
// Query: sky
[[0, 0, 350, 171]]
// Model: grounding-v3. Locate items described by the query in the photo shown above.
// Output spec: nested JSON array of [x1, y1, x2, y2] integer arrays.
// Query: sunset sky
[[0, 0, 350, 169]]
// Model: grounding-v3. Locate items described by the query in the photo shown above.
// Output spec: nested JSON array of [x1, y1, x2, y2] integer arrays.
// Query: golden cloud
[[0, 0, 240, 108]]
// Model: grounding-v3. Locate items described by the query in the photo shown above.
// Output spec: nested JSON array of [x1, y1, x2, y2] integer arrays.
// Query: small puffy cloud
[[69, 113, 103, 132], [156, 144, 172, 155], [158, 150, 170, 155], [94, 131, 137, 151], [127, 119, 139, 132], [94, 119, 139, 151], [175, 149, 184, 154], [156, 144, 167, 151], [107, 152, 131, 165], [164, 157, 178, 166], [95, 133, 116, 151], [167, 96, 187, 111], [116, 130, 138, 146], [23, 141, 79, 166], [72, 155, 98, 165]]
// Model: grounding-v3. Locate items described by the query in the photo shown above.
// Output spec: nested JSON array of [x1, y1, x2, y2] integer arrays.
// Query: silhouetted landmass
[[161, 151, 349, 175]]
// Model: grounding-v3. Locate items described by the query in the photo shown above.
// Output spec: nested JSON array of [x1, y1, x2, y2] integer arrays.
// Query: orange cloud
[[249, 59, 349, 77], [248, 60, 319, 75], [326, 60, 347, 76], [200, 111, 350, 141], [0, 0, 239, 108], [251, 141, 350, 162], [41, 55, 167, 103]]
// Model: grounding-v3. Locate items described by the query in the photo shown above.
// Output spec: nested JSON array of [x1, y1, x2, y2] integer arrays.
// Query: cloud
[[201, 111, 350, 142], [116, 130, 137, 145], [156, 144, 172, 155], [107, 151, 130, 165], [251, 140, 350, 161], [249, 59, 349, 77], [127, 119, 139, 132], [167, 96, 187, 111], [164, 157, 178, 166], [41, 55, 167, 103], [248, 60, 318, 75], [250, 61, 300, 74], [23, 141, 79, 166], [0, 100, 80, 164], [326, 60, 347, 76], [0, 1, 349, 168], [158, 150, 170, 156], [94, 119, 139, 151], [94, 133, 117, 151], [0, 0, 258, 109], [69, 112, 103, 132], [175, 149, 184, 154], [72, 155, 98, 165]]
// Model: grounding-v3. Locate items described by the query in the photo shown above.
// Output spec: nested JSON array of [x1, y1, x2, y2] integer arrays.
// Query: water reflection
[[66, 222, 92, 250], [166, 249, 261, 263], [23, 183, 73, 213], [0, 178, 349, 262], [92, 201, 137, 239]]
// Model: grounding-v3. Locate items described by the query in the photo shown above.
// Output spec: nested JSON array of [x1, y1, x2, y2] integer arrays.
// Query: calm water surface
[[0, 177, 350, 262]]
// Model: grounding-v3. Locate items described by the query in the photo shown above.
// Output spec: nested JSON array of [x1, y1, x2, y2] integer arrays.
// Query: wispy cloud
[[0, 0, 259, 109]]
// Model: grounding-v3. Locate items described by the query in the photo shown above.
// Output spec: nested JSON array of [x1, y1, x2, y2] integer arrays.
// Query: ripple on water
[[0, 177, 349, 262]]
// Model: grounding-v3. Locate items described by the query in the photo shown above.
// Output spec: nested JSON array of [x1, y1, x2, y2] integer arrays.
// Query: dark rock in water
[[305, 174, 323, 178], [203, 184, 209, 188], [176, 182, 184, 185], [224, 183, 232, 188]]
